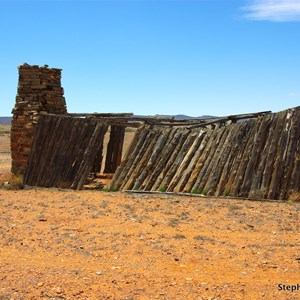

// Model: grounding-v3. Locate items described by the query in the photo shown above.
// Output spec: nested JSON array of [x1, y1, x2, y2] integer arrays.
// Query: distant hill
[[0, 117, 12, 125], [153, 114, 216, 120], [174, 114, 216, 120]]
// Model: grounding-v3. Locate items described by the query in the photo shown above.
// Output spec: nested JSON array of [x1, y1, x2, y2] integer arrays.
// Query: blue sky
[[1, 0, 299, 117]]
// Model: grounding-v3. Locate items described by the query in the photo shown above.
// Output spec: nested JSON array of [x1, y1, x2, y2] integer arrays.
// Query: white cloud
[[242, 0, 300, 22], [289, 92, 300, 96]]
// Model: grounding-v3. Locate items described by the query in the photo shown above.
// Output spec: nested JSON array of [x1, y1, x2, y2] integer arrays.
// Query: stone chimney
[[11, 63, 67, 175]]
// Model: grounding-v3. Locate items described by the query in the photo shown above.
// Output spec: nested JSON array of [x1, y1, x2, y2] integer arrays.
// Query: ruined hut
[[11, 64, 300, 200]]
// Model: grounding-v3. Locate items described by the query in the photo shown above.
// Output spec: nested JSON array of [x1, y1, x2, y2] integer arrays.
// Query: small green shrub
[[103, 185, 117, 192], [159, 185, 167, 193], [191, 188, 202, 195], [223, 189, 230, 197]]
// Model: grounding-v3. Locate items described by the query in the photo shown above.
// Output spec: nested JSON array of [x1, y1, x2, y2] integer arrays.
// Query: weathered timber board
[[109, 106, 300, 200], [24, 115, 108, 189]]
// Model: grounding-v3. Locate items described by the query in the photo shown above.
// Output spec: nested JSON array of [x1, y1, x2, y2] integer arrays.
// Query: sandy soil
[[0, 134, 11, 180], [0, 130, 300, 300]]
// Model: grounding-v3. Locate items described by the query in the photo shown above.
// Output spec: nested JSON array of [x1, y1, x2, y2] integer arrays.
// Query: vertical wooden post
[[91, 143, 104, 173], [104, 125, 125, 173]]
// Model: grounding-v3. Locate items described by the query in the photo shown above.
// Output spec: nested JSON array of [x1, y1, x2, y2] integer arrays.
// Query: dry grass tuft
[[288, 192, 300, 202], [0, 173, 24, 190]]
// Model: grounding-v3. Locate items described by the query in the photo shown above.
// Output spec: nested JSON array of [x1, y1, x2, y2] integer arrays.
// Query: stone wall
[[11, 63, 67, 175]]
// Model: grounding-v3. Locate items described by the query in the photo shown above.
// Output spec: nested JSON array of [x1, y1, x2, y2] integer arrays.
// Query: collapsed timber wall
[[23, 113, 140, 189], [11, 64, 67, 175], [24, 115, 108, 189], [109, 106, 300, 200]]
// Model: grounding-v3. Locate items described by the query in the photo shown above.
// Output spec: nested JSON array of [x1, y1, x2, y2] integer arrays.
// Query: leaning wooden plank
[[111, 127, 151, 190], [48, 118, 85, 188], [167, 129, 206, 192], [221, 120, 254, 196], [133, 128, 171, 190], [25, 115, 87, 188], [29, 115, 61, 185], [187, 117, 228, 129], [285, 110, 300, 196], [248, 114, 274, 196], [24, 115, 52, 184], [215, 124, 242, 196], [202, 126, 230, 195], [145, 120, 206, 126], [37, 116, 67, 187], [176, 129, 207, 193], [124, 128, 160, 190], [106, 121, 142, 128], [236, 118, 265, 197], [228, 110, 271, 122], [203, 125, 235, 196], [267, 111, 293, 199], [141, 128, 178, 190], [125, 128, 163, 190], [150, 129, 183, 191], [56, 118, 94, 188], [164, 130, 196, 192], [191, 127, 226, 194], [238, 117, 265, 197], [73, 121, 106, 187], [67, 113, 134, 117], [157, 130, 190, 191], [92, 141, 104, 173], [182, 131, 212, 192], [52, 117, 85, 187], [119, 128, 156, 190], [109, 126, 144, 190], [72, 123, 108, 189], [167, 130, 199, 191], [287, 137, 300, 194], [260, 111, 286, 198], [267, 111, 289, 199], [229, 120, 256, 197], [279, 107, 300, 199]]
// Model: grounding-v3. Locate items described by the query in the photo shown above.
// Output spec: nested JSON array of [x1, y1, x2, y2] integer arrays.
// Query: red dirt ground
[[0, 131, 299, 300]]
